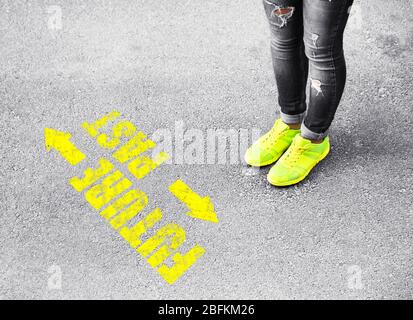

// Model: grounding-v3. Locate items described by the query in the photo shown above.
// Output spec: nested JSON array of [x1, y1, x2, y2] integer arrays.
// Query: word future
[[45, 110, 218, 284]]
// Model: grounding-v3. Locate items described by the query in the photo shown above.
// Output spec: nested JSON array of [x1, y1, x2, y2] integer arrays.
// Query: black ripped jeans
[[263, 0, 354, 139]]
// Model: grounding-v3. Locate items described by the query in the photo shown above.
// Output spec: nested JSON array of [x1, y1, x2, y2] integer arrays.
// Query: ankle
[[309, 138, 323, 144], [286, 122, 301, 130]]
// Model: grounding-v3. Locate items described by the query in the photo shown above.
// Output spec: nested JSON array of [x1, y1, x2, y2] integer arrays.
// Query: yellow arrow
[[44, 128, 86, 165], [168, 179, 218, 223]]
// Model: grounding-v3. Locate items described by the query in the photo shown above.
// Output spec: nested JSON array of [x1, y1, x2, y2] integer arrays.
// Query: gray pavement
[[0, 0, 412, 299]]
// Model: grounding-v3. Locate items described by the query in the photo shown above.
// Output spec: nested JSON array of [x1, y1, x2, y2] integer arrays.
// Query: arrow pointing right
[[168, 179, 218, 224]]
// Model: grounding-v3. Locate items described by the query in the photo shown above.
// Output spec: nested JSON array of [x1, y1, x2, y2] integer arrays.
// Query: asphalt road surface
[[1, 0, 412, 299]]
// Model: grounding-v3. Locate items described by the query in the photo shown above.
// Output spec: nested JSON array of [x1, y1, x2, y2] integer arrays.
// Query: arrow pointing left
[[44, 128, 86, 165]]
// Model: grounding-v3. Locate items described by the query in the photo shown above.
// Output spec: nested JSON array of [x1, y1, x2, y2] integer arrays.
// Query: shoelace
[[262, 126, 284, 144], [282, 142, 306, 167]]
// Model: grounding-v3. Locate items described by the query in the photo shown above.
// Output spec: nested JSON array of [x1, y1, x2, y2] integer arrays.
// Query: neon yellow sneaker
[[244, 119, 300, 167], [267, 135, 330, 186]]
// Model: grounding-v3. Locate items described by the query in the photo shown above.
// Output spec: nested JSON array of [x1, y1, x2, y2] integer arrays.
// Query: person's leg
[[262, 0, 307, 125], [245, 0, 306, 167], [301, 0, 354, 141], [267, 0, 354, 186]]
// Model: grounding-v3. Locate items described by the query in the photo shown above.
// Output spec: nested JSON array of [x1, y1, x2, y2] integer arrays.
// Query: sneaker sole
[[267, 146, 330, 187], [244, 157, 280, 168], [244, 152, 285, 168]]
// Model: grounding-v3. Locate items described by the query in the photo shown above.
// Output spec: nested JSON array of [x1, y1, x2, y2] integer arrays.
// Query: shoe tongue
[[275, 119, 290, 132], [294, 135, 310, 146]]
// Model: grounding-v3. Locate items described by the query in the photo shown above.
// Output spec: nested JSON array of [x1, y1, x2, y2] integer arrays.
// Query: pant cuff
[[301, 123, 328, 140], [280, 111, 306, 124]]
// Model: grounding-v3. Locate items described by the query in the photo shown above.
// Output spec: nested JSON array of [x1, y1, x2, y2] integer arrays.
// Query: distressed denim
[[263, 0, 354, 139]]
